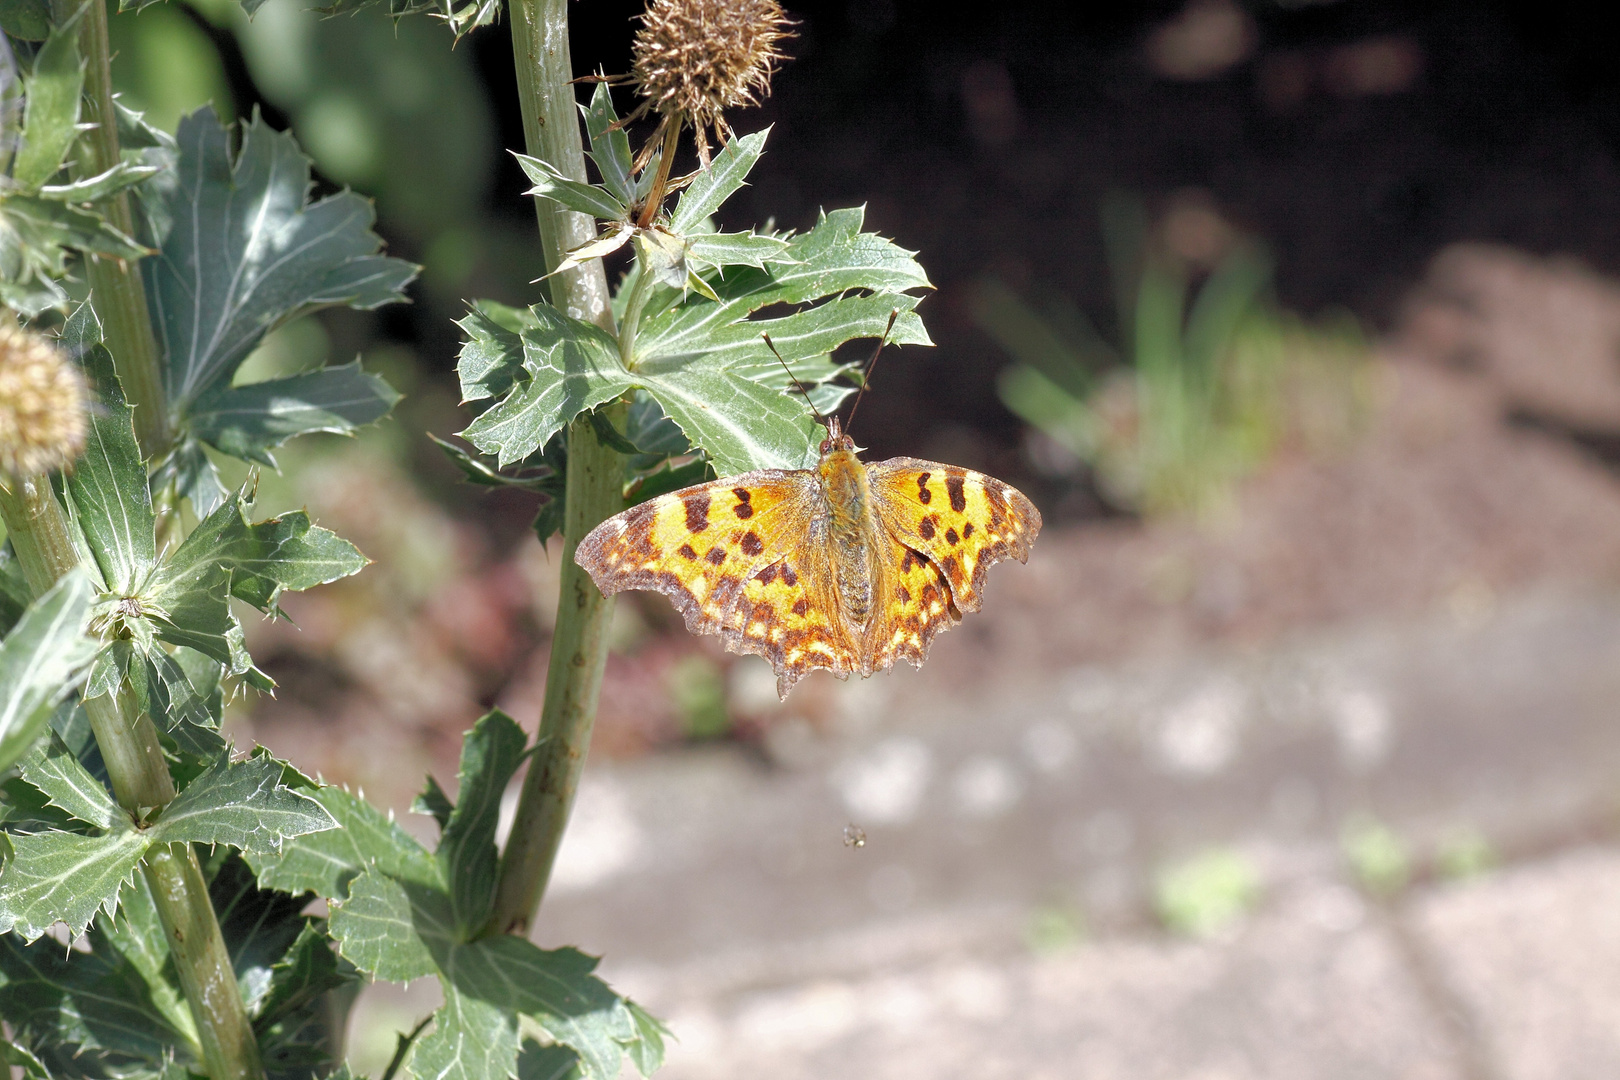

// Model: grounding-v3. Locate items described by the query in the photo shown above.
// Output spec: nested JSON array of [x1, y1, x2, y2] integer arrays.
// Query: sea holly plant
[[0, 0, 934, 1077]]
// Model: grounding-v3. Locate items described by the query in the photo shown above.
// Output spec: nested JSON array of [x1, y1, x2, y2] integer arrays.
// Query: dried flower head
[[0, 321, 87, 479], [630, 0, 794, 168]]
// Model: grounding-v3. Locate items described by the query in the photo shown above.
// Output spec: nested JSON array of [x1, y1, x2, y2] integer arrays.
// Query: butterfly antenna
[[842, 309, 900, 437], [762, 332, 828, 426]]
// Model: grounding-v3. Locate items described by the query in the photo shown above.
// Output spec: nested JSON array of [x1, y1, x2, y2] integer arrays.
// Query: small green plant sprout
[[1024, 898, 1087, 954], [1154, 846, 1262, 938], [1342, 813, 1412, 897], [1435, 826, 1496, 881], [977, 191, 1370, 519]]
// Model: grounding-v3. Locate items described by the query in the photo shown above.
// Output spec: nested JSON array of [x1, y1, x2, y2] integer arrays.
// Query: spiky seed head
[[632, 0, 793, 164], [0, 321, 87, 479]]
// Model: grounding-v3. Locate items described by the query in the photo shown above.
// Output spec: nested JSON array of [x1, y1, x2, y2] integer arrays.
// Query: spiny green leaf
[[254, 922, 352, 1028], [668, 129, 769, 234], [144, 650, 228, 759], [0, 932, 193, 1061], [620, 1000, 670, 1077], [37, 160, 163, 203], [436, 709, 528, 938], [150, 438, 231, 518], [149, 751, 336, 855], [517, 1041, 582, 1080], [17, 730, 120, 830], [635, 206, 933, 384], [164, 489, 367, 615], [246, 785, 437, 900], [12, 15, 84, 190], [413, 774, 453, 831], [685, 230, 792, 272], [89, 872, 197, 1044], [188, 360, 401, 466], [446, 938, 635, 1080], [457, 305, 529, 404], [409, 984, 519, 1080], [516, 154, 629, 222], [459, 306, 632, 468], [144, 107, 417, 414], [329, 869, 447, 983], [0, 569, 97, 773], [0, 826, 147, 940], [582, 82, 635, 208], [63, 340, 156, 594]]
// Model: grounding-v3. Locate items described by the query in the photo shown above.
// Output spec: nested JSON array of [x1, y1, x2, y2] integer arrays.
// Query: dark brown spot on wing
[[946, 471, 967, 513], [945, 528, 959, 545], [740, 531, 764, 556], [962, 522, 974, 539], [919, 517, 936, 540], [685, 492, 710, 533], [896, 585, 911, 602], [705, 547, 727, 566], [917, 472, 932, 504], [791, 597, 809, 616], [899, 549, 918, 574], [678, 543, 697, 560], [755, 563, 778, 585], [780, 563, 798, 587]]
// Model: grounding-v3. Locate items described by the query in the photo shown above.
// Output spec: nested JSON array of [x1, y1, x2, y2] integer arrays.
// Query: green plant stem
[[51, 0, 170, 459], [488, 412, 624, 934], [0, 469, 260, 1080], [506, 0, 614, 332], [488, 0, 625, 937], [145, 843, 264, 1080]]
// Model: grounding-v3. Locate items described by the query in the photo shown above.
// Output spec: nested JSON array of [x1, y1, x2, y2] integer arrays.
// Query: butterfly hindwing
[[737, 533, 858, 697], [576, 470, 819, 639], [866, 457, 1042, 613], [864, 532, 962, 673]]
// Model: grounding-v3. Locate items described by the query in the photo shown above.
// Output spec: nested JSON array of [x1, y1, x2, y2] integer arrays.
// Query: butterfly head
[[819, 415, 857, 457]]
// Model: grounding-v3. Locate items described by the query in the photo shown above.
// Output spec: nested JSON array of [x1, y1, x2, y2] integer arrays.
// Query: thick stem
[[488, 413, 624, 934], [53, 0, 170, 458], [0, 475, 80, 596], [489, 0, 627, 937], [0, 477, 260, 1080], [144, 844, 264, 1080], [506, 0, 614, 332]]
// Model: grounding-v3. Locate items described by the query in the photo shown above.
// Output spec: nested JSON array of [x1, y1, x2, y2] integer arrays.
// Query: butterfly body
[[576, 418, 1042, 698]]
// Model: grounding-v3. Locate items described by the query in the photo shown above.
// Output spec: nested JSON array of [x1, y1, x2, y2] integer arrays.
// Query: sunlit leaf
[[667, 129, 768, 235], [0, 827, 147, 941], [149, 751, 336, 855], [12, 16, 83, 190], [142, 107, 417, 416], [582, 82, 635, 208], [516, 154, 629, 223], [0, 570, 96, 773]]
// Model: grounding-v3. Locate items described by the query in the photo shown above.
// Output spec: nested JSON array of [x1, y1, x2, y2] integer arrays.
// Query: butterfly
[[575, 412, 1042, 699]]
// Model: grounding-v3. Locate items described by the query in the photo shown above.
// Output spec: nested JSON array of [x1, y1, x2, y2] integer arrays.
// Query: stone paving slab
[[627, 879, 1459, 1080], [1410, 847, 1620, 1080]]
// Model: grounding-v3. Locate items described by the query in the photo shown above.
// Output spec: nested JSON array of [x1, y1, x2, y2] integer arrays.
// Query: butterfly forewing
[[576, 470, 820, 639], [865, 457, 1042, 613]]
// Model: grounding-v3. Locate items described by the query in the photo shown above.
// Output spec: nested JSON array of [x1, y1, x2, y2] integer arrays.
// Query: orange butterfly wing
[[575, 470, 859, 697], [866, 457, 1042, 613]]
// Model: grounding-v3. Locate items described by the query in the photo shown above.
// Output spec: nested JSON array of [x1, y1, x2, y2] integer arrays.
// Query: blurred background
[[106, 0, 1620, 1074]]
